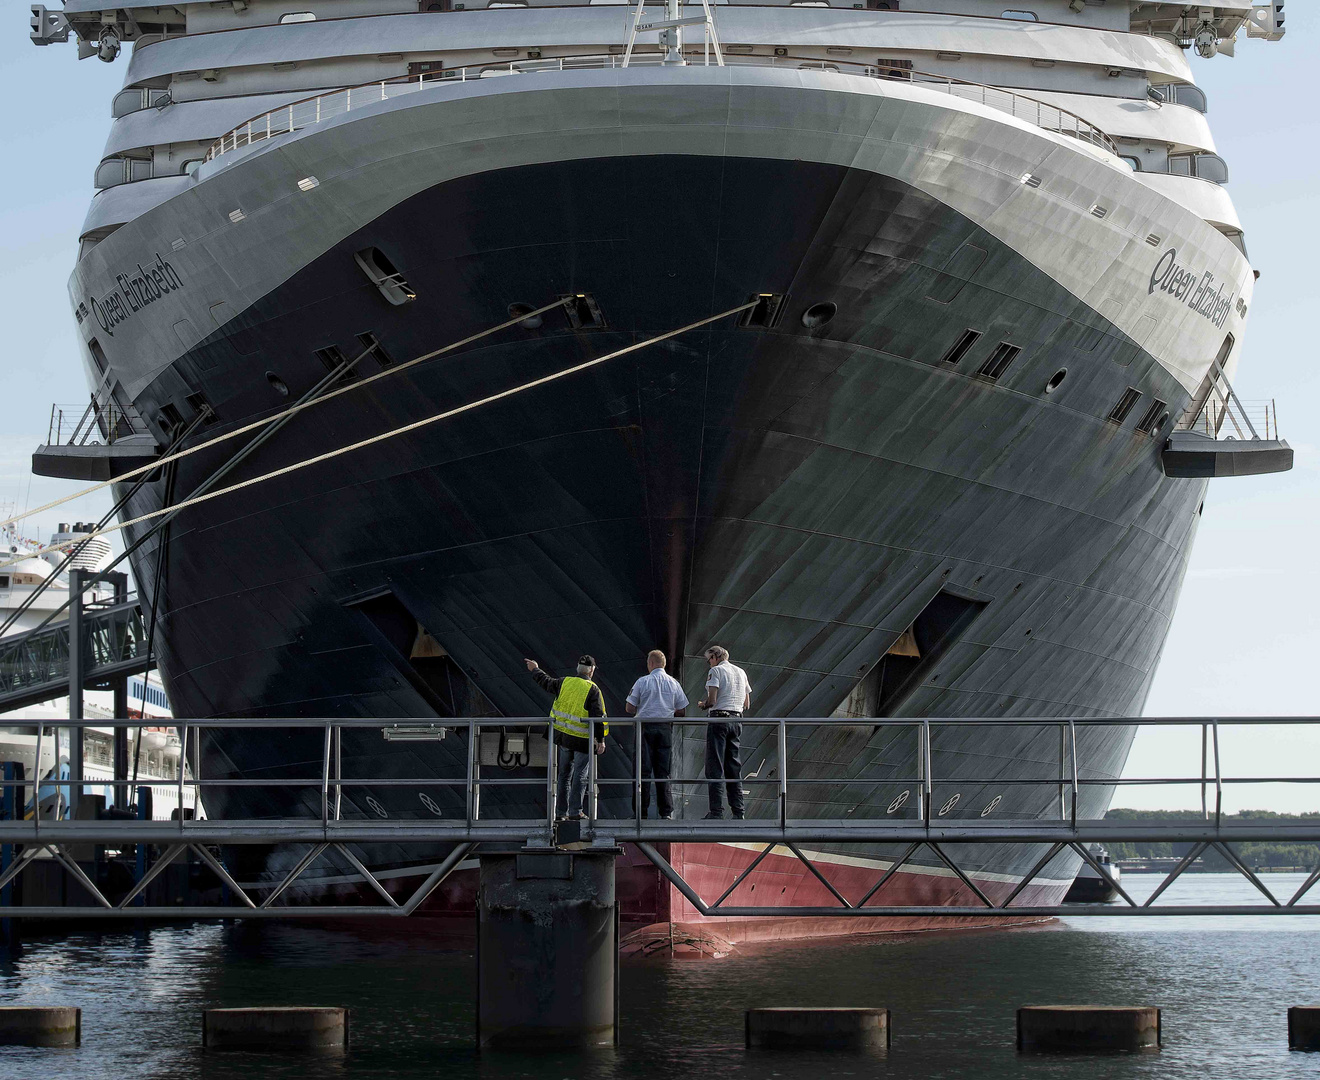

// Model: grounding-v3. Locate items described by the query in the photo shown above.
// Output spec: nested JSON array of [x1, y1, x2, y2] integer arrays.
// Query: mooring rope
[[0, 297, 572, 534], [0, 301, 755, 571]]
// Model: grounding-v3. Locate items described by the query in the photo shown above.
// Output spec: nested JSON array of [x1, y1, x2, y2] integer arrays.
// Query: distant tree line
[[1105, 808, 1320, 870]]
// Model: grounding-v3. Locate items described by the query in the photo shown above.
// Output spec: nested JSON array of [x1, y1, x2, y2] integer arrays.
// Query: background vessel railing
[[204, 54, 1117, 163]]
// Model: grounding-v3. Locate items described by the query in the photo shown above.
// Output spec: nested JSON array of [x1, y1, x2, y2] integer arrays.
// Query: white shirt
[[705, 661, 751, 713], [626, 668, 689, 719]]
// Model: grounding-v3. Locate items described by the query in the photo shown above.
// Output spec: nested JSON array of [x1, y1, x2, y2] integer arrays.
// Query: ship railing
[[1, 716, 1318, 918], [46, 396, 143, 447], [203, 53, 1116, 163], [1186, 396, 1280, 442]]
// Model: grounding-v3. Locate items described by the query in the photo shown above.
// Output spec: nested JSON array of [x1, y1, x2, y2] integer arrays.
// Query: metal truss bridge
[[0, 595, 150, 713], [0, 717, 1317, 921]]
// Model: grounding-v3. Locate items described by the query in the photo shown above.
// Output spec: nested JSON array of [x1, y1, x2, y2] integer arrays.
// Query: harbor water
[[1, 873, 1317, 1079]]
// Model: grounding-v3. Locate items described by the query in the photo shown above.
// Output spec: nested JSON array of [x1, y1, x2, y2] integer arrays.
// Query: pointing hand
[[523, 658, 538, 672]]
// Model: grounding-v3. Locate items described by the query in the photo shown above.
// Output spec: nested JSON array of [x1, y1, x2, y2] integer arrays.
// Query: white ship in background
[[1, 516, 196, 819], [23, 0, 1289, 942]]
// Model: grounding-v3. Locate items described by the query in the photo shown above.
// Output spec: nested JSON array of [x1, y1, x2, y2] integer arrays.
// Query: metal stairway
[[0, 598, 150, 713]]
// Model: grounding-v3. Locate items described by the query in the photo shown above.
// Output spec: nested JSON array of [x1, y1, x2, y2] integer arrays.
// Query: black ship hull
[[108, 152, 1202, 918]]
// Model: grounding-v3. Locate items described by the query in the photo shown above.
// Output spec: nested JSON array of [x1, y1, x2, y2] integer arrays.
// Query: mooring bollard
[[1017, 1006, 1160, 1052], [745, 1008, 890, 1050], [202, 1007, 348, 1050], [477, 848, 617, 1049], [1289, 1006, 1320, 1050], [0, 1007, 81, 1047]]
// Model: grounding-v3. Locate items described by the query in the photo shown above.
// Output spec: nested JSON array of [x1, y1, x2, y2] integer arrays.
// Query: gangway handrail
[[203, 54, 1117, 164]]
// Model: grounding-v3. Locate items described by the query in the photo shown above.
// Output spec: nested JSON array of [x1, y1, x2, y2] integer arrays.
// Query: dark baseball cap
[[578, 654, 596, 668]]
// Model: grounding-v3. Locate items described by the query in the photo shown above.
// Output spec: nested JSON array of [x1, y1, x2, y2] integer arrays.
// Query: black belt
[[710, 710, 742, 718]]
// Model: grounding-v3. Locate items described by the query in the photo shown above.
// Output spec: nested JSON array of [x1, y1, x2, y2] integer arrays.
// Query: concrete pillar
[[477, 849, 617, 1049], [1289, 1006, 1320, 1050], [746, 1008, 890, 1050], [1017, 1006, 1160, 1052], [0, 1007, 81, 1047], [202, 1007, 347, 1050]]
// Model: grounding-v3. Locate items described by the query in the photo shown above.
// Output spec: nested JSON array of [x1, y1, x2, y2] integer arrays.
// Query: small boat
[[1064, 844, 1122, 904]]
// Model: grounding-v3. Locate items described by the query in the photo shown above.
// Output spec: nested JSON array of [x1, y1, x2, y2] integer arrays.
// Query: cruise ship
[[1, 518, 198, 820], [26, 0, 1288, 947]]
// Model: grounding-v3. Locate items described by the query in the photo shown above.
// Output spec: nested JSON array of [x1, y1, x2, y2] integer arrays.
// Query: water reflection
[[0, 874, 1315, 1079]]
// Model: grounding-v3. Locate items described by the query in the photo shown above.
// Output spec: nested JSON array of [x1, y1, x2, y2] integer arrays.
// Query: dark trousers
[[639, 724, 673, 818], [705, 719, 744, 815]]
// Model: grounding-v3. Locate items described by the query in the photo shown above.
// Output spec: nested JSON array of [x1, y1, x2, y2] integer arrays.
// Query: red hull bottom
[[397, 842, 1062, 957]]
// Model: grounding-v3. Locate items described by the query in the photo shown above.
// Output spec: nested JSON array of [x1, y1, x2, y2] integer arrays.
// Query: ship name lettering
[[86, 252, 184, 338], [1148, 248, 1234, 330]]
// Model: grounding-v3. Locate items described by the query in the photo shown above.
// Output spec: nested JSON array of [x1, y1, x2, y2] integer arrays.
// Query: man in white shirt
[[696, 645, 751, 819], [625, 649, 688, 819]]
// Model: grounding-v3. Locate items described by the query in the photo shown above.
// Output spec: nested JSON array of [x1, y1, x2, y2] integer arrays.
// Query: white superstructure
[[0, 518, 193, 820]]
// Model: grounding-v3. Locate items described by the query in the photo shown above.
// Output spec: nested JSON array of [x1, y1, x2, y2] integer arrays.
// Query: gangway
[[0, 597, 151, 713], [0, 716, 1317, 920]]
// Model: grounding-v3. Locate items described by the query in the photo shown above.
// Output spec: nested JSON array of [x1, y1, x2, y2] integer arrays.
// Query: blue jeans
[[556, 746, 591, 817]]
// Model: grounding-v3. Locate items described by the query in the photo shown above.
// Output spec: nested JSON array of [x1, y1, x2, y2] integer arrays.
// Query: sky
[[0, 5, 1314, 811]]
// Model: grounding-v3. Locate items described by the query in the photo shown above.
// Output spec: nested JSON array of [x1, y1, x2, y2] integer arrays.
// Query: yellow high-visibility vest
[[550, 677, 608, 740]]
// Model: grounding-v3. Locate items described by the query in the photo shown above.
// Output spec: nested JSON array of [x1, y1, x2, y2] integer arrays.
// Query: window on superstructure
[[1001, 9, 1038, 20], [279, 11, 315, 22], [1108, 387, 1142, 425], [866, 0, 898, 8], [0, 576, 9, 590]]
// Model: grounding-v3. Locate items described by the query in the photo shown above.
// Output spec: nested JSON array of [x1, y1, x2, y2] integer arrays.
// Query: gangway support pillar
[[477, 848, 618, 1049]]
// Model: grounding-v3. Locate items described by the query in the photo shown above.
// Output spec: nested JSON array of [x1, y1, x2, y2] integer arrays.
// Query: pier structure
[[0, 715, 1317, 1044], [0, 715, 1315, 921]]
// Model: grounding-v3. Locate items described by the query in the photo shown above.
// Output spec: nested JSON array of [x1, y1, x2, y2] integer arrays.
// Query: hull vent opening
[[355, 331, 394, 368], [185, 391, 216, 424], [354, 247, 416, 306], [833, 588, 990, 720], [314, 344, 356, 382], [347, 591, 500, 718], [940, 328, 982, 366], [1136, 398, 1169, 435], [560, 293, 607, 330], [977, 342, 1021, 381], [1109, 386, 1143, 424], [739, 293, 787, 329]]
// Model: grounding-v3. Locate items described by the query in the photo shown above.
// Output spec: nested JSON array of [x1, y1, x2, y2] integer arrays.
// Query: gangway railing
[[0, 716, 1317, 919], [0, 597, 149, 712], [205, 54, 1116, 163]]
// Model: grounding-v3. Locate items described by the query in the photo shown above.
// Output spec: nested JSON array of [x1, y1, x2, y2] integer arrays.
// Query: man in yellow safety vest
[[524, 655, 607, 820]]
